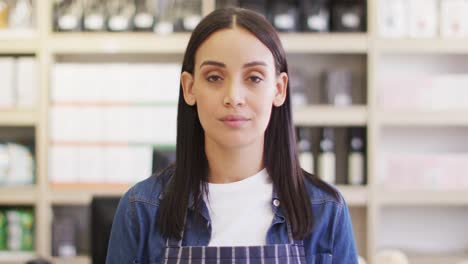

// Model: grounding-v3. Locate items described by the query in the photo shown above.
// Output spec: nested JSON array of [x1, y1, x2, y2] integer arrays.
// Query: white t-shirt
[[204, 168, 274, 246]]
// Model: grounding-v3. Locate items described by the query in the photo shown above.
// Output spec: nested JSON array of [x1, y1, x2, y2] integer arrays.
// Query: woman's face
[[181, 27, 288, 149]]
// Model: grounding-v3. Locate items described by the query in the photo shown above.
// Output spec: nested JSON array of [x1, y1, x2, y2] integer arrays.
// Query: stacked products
[[0, 57, 38, 110], [0, 208, 34, 252]]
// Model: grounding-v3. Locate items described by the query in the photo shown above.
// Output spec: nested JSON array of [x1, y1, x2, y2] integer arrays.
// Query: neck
[[205, 137, 264, 184]]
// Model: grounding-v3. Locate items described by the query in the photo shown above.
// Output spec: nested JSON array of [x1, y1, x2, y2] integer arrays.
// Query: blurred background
[[0, 0, 468, 263]]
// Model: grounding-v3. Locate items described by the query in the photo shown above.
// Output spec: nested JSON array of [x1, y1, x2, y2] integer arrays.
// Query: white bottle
[[318, 128, 336, 184], [348, 128, 365, 185], [297, 128, 314, 174]]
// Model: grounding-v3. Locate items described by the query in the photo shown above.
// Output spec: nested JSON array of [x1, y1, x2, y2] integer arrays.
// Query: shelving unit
[[1, 0, 467, 263]]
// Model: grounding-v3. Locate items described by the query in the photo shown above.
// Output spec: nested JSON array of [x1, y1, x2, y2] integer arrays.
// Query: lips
[[219, 115, 250, 128]]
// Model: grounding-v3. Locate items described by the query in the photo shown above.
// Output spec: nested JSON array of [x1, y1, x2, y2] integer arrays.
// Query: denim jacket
[[106, 168, 359, 264]]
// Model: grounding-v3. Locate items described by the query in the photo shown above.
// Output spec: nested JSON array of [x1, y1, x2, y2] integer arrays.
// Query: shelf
[[0, 31, 39, 54], [377, 38, 468, 54], [0, 110, 38, 127], [49, 33, 191, 54], [336, 185, 368, 206], [379, 190, 468, 206], [52, 256, 91, 264], [293, 105, 367, 126], [407, 252, 468, 264], [50, 184, 130, 205], [280, 33, 368, 53], [0, 186, 38, 205], [0, 251, 36, 263], [48, 32, 368, 54], [378, 111, 468, 127]]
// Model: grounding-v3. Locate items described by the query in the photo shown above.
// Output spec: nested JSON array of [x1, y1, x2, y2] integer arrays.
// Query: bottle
[[269, 0, 299, 32], [107, 0, 135, 32], [8, 0, 33, 30], [301, 0, 330, 32], [133, 0, 155, 31], [0, 1, 8, 29], [154, 0, 175, 35], [297, 128, 314, 174], [318, 128, 336, 184], [173, 0, 202, 32], [348, 128, 365, 185], [330, 0, 366, 32], [83, 0, 107, 31], [56, 0, 83, 32]]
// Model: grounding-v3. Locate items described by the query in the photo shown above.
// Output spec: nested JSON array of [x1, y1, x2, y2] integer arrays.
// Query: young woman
[[107, 7, 358, 264]]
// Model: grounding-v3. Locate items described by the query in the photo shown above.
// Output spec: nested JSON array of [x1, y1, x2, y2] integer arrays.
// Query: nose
[[223, 79, 246, 107]]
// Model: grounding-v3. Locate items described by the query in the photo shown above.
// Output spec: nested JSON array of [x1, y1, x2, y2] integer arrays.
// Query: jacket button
[[273, 199, 280, 207]]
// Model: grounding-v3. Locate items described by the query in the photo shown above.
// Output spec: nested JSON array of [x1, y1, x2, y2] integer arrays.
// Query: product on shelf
[[154, 0, 176, 34], [55, 0, 83, 31], [133, 0, 156, 31], [318, 127, 336, 184], [347, 127, 365, 185], [330, 0, 366, 32], [377, 0, 407, 38], [301, 0, 330, 32], [382, 153, 468, 190], [323, 69, 353, 106], [7, 0, 33, 30], [0, 0, 8, 29], [0, 142, 35, 186], [297, 127, 314, 174], [173, 0, 202, 32], [239, 0, 267, 16], [107, 0, 135, 32], [289, 66, 308, 107], [52, 217, 77, 257], [440, 0, 467, 38], [83, 0, 107, 31], [0, 56, 38, 110], [408, 0, 438, 38], [269, 0, 299, 32], [0, 210, 6, 250], [5, 209, 34, 251], [379, 74, 468, 111]]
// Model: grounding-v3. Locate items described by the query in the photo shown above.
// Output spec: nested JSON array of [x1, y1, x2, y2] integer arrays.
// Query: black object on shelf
[[268, 0, 299, 32], [300, 0, 330, 32], [91, 197, 121, 264], [240, 0, 267, 17], [83, 0, 107, 31], [330, 0, 366, 32], [26, 259, 51, 264], [322, 69, 353, 106], [55, 0, 84, 32]]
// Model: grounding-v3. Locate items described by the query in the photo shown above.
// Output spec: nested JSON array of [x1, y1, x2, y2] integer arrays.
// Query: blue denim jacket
[[106, 169, 359, 264]]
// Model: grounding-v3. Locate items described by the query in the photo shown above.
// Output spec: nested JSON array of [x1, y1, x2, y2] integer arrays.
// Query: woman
[[107, 7, 358, 264]]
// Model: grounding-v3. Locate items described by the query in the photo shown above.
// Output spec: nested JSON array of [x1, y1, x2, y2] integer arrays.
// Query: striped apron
[[163, 216, 306, 264]]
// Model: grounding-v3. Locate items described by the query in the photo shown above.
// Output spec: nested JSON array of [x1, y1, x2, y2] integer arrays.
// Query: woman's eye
[[248, 76, 263, 83], [207, 75, 223, 82]]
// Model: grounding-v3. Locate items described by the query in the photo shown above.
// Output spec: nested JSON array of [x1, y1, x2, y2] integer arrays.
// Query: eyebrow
[[199, 60, 267, 69]]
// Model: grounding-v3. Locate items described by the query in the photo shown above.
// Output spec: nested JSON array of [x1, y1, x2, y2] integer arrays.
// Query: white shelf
[[0, 32, 39, 54], [49, 33, 191, 54], [379, 190, 468, 206], [407, 252, 468, 264], [52, 256, 91, 264], [377, 38, 468, 54], [0, 186, 38, 205], [0, 251, 36, 263], [280, 33, 368, 53], [0, 110, 38, 127], [293, 105, 367, 126], [378, 111, 468, 127], [47, 32, 368, 54], [49, 184, 130, 205], [337, 185, 368, 206]]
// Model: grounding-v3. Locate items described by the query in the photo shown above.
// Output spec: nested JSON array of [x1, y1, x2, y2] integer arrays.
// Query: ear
[[181, 71, 196, 106], [273, 72, 288, 107]]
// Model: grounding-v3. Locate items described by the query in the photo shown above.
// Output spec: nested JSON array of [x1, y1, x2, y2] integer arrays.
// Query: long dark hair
[[158, 7, 338, 241]]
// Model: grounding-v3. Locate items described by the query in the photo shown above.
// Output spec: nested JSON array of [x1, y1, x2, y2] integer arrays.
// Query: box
[[408, 0, 438, 38]]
